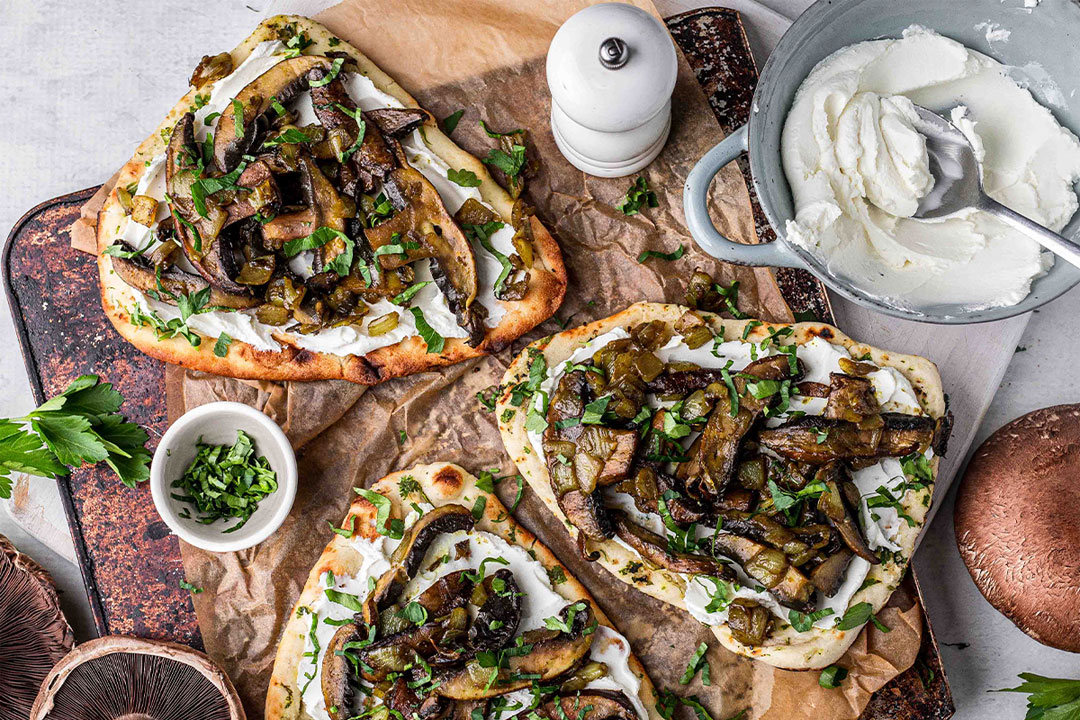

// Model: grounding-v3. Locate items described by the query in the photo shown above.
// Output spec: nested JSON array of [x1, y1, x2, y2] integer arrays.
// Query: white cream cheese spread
[[782, 26, 1080, 311], [528, 326, 929, 634], [112, 40, 518, 357], [294, 514, 647, 720]]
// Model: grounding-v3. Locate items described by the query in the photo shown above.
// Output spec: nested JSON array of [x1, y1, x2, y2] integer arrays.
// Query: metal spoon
[[911, 104, 1080, 268]]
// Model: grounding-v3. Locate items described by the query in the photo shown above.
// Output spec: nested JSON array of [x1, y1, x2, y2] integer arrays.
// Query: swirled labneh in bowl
[[781, 26, 1080, 311]]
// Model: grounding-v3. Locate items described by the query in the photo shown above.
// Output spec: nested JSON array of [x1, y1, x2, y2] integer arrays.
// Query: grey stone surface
[[0, 1, 1075, 717]]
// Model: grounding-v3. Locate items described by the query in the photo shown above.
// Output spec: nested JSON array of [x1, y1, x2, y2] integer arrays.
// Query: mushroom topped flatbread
[[265, 462, 659, 720], [496, 302, 949, 670], [97, 15, 565, 384]]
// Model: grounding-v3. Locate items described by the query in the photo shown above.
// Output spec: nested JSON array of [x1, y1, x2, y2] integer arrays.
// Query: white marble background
[[0, 0, 1076, 717]]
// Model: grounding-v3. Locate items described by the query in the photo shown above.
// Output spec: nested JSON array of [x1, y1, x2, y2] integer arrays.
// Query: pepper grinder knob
[[547, 3, 678, 177], [599, 37, 629, 70]]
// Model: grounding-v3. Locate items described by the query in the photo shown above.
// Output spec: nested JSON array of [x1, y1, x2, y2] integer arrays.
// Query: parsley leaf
[[680, 642, 710, 685], [442, 109, 465, 135], [995, 673, 1080, 718], [483, 144, 526, 178], [308, 57, 345, 87], [410, 307, 445, 354], [213, 333, 232, 358], [819, 665, 848, 689], [616, 176, 658, 215], [448, 168, 482, 187], [788, 607, 835, 633], [0, 375, 150, 498], [179, 579, 203, 594], [354, 488, 404, 539], [638, 244, 685, 263], [835, 601, 875, 630], [283, 226, 354, 277]]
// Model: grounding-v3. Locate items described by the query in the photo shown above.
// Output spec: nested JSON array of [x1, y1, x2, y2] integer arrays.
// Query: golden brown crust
[[97, 15, 565, 384], [264, 462, 660, 720], [496, 303, 945, 670]]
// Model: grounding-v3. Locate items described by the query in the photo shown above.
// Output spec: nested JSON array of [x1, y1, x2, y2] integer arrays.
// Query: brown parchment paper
[[79, 1, 923, 718]]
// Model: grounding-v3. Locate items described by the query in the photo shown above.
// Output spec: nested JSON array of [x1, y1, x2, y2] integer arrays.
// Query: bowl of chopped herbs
[[150, 402, 297, 552]]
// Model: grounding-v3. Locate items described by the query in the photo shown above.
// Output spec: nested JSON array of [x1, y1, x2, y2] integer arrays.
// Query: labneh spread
[[781, 26, 1080, 311]]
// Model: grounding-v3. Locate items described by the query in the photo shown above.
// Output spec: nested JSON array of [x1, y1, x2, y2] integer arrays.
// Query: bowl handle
[[683, 124, 806, 268]]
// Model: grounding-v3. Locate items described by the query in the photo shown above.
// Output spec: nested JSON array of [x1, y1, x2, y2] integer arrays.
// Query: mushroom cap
[[0, 533, 74, 720], [955, 403, 1080, 652], [30, 636, 246, 720]]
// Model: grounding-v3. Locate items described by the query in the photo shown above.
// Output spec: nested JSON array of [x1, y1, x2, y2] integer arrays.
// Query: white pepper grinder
[[546, 2, 678, 177]]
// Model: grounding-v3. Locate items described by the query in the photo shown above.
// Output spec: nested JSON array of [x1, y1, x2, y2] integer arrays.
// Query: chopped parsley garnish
[[819, 665, 848, 689], [354, 487, 404, 539], [170, 429, 277, 532], [231, 99, 246, 139], [410, 307, 445, 354], [391, 281, 433, 306], [308, 57, 345, 87], [442, 109, 465, 135], [471, 494, 487, 520], [581, 396, 611, 425], [328, 515, 357, 538], [283, 226, 354, 277], [542, 602, 588, 633], [835, 601, 889, 632], [638, 243, 685, 263], [262, 126, 320, 148], [616, 176, 659, 215], [448, 168, 482, 187], [788, 607, 835, 632], [679, 641, 710, 685], [213, 333, 232, 358], [994, 673, 1080, 718], [484, 144, 527, 179], [179, 579, 203, 594], [547, 566, 567, 585]]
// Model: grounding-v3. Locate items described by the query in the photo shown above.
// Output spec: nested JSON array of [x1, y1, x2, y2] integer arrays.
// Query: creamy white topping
[[111, 40, 518, 356], [530, 328, 929, 633], [782, 26, 1080, 311], [295, 516, 646, 720]]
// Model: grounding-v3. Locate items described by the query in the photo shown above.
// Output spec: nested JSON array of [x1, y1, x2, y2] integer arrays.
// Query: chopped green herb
[[679, 642, 710, 685], [391, 281, 432, 306], [819, 665, 848, 689], [179, 579, 203, 594], [443, 109, 465, 135], [231, 99, 246, 139], [213, 333, 232, 358], [993, 673, 1080, 718], [638, 244, 685, 263], [329, 515, 357, 538], [283, 226, 354, 277], [448, 168, 482, 187], [547, 566, 567, 586], [309, 57, 345, 87], [616, 176, 658, 215], [409, 307, 445, 354], [835, 601, 876, 631], [471, 495, 487, 521], [788, 607, 835, 632], [169, 429, 277, 532], [354, 487, 404, 539]]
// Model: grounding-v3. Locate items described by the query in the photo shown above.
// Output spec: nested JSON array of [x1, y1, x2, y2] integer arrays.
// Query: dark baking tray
[[2, 7, 948, 718]]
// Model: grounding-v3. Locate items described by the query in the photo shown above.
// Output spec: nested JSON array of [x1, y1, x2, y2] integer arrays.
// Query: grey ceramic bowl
[[683, 0, 1080, 324]]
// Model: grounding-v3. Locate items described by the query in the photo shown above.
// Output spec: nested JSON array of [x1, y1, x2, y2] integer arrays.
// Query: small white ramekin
[[150, 401, 297, 553]]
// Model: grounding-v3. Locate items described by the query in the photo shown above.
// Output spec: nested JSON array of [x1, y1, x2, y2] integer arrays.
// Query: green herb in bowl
[[170, 430, 278, 532]]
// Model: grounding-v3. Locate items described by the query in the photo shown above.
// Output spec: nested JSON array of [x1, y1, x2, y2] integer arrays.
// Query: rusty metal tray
[[2, 7, 949, 718]]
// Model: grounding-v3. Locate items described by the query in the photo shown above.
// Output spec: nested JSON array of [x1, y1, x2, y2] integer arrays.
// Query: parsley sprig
[[995, 673, 1080, 719], [0, 375, 150, 498]]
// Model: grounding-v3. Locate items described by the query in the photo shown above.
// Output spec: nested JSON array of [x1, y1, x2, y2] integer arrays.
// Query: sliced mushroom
[[707, 533, 815, 611], [362, 565, 408, 625], [164, 113, 252, 297], [757, 414, 934, 463], [213, 54, 334, 171], [436, 603, 596, 700], [385, 677, 452, 720], [716, 510, 811, 561], [675, 383, 754, 501], [322, 622, 364, 720], [108, 242, 260, 310], [823, 373, 880, 423], [296, 152, 351, 273], [814, 463, 878, 564], [468, 569, 522, 652], [646, 354, 803, 396], [223, 159, 281, 226], [391, 505, 476, 577], [414, 570, 475, 618], [612, 512, 735, 580], [367, 108, 430, 138], [354, 607, 470, 681], [809, 548, 854, 597], [516, 691, 638, 720]]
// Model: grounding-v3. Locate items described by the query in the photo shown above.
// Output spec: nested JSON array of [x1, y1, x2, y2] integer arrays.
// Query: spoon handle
[[981, 197, 1080, 270]]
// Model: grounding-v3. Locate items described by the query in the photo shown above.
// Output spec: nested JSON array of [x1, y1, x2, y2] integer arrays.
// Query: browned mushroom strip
[[213, 54, 333, 171], [822, 373, 881, 423], [322, 623, 364, 720], [436, 603, 596, 700], [809, 549, 854, 596], [758, 414, 934, 463], [646, 354, 803, 396], [814, 462, 879, 564], [612, 511, 735, 580], [164, 113, 253, 298], [108, 243, 259, 310], [367, 108, 430, 137], [514, 691, 638, 720], [223, 159, 280, 226]]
